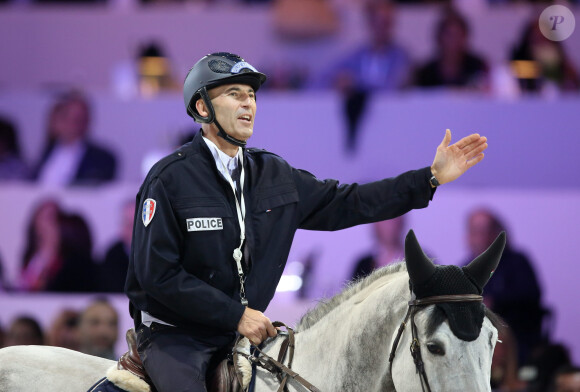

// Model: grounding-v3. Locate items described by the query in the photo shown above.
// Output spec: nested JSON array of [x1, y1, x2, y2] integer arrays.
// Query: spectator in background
[[462, 208, 546, 366], [272, 0, 338, 41], [510, 20, 580, 94], [33, 91, 117, 186], [551, 365, 580, 392], [414, 7, 488, 91], [46, 309, 80, 351], [96, 200, 135, 292], [136, 42, 179, 97], [77, 299, 119, 360], [327, 0, 410, 92], [0, 116, 29, 181], [19, 199, 96, 292], [350, 215, 406, 280], [323, 0, 411, 152], [4, 316, 44, 346]]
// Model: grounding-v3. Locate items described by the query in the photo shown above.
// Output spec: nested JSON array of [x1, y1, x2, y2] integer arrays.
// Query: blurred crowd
[[1, 3, 578, 171], [269, 2, 579, 94], [1, 298, 120, 361], [0, 195, 133, 292]]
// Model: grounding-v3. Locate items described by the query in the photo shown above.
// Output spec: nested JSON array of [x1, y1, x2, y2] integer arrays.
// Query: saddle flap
[[117, 329, 156, 391]]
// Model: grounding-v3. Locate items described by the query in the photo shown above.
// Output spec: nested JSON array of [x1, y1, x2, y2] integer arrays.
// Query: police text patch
[[187, 218, 223, 231]]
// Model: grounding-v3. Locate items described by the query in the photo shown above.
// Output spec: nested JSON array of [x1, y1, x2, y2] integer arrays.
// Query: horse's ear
[[405, 229, 436, 287], [463, 231, 506, 291]]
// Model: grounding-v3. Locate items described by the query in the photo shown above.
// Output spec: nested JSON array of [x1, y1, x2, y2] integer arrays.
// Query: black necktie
[[231, 160, 242, 198]]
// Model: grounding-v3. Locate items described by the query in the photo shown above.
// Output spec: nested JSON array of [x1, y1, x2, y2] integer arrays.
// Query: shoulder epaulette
[[146, 149, 188, 180], [246, 147, 268, 154], [247, 147, 285, 159]]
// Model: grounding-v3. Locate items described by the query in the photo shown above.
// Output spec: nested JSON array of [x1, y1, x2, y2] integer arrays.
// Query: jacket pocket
[[173, 197, 233, 219], [253, 183, 299, 212]]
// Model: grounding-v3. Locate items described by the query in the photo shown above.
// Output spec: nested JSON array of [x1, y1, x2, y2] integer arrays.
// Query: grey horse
[[0, 230, 505, 391]]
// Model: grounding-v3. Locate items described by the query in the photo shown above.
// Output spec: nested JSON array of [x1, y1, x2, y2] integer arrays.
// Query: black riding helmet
[[183, 52, 267, 147]]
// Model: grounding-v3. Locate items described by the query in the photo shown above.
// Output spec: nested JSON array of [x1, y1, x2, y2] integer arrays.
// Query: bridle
[[234, 321, 321, 392], [388, 294, 483, 392]]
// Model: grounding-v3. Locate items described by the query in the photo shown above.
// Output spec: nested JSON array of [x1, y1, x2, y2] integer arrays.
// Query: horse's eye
[[427, 342, 445, 356]]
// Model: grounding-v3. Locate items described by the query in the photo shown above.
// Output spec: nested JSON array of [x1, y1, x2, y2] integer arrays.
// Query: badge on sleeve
[[142, 198, 157, 227]]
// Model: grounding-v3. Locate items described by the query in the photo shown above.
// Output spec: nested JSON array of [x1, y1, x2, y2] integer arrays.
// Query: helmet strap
[[189, 87, 215, 123], [215, 119, 247, 148]]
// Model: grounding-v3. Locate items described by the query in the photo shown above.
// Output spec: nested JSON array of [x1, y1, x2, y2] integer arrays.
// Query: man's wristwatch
[[429, 175, 440, 188]]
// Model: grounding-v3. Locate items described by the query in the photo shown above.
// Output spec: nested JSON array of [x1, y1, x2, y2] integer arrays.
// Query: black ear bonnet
[[404, 230, 505, 341]]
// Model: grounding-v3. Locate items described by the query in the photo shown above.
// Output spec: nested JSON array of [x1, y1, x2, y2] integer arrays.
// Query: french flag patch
[[142, 198, 157, 227]]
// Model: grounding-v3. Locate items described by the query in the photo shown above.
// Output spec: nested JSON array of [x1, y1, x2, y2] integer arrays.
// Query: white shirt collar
[[202, 135, 240, 178]]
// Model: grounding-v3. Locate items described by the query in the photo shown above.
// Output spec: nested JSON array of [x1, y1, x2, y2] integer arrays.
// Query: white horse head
[[387, 229, 506, 392], [254, 230, 506, 391], [389, 306, 500, 391]]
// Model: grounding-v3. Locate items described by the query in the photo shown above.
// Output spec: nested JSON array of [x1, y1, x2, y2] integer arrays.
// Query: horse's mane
[[295, 261, 504, 336], [295, 262, 407, 332]]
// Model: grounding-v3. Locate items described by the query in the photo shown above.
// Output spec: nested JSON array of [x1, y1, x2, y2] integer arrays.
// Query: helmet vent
[[208, 59, 233, 74]]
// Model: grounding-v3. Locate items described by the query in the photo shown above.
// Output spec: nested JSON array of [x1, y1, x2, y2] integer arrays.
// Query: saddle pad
[[87, 366, 151, 392], [87, 377, 127, 392]]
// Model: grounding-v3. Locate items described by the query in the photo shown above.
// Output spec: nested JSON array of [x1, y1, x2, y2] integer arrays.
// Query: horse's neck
[[259, 270, 410, 391]]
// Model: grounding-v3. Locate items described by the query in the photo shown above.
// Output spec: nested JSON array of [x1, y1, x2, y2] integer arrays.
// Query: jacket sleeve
[[132, 176, 245, 331], [294, 166, 435, 231]]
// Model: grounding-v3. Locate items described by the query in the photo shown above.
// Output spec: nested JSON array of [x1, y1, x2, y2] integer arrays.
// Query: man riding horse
[[125, 51, 488, 392]]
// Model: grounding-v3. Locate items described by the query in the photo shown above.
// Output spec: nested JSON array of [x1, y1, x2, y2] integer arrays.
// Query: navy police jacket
[[125, 131, 435, 346]]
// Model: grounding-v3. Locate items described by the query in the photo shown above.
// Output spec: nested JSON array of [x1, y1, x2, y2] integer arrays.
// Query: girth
[[388, 294, 483, 392]]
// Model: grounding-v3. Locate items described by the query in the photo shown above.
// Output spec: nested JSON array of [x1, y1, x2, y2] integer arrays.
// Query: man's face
[[207, 83, 257, 142], [53, 100, 89, 144], [439, 21, 467, 54], [78, 303, 118, 355]]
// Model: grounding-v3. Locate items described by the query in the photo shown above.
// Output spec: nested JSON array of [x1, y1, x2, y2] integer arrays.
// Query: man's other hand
[[430, 129, 487, 185], [237, 307, 277, 346]]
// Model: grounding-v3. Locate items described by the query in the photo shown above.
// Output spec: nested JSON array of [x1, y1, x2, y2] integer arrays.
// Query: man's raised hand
[[430, 129, 487, 185]]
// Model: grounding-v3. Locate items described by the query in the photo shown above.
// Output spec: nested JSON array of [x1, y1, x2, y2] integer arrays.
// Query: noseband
[[388, 294, 483, 392]]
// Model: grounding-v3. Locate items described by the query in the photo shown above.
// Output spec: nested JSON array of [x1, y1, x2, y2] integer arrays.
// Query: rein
[[388, 294, 483, 392], [235, 321, 321, 392]]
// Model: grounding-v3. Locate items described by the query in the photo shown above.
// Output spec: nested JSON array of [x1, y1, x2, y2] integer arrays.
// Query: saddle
[[116, 329, 245, 392]]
